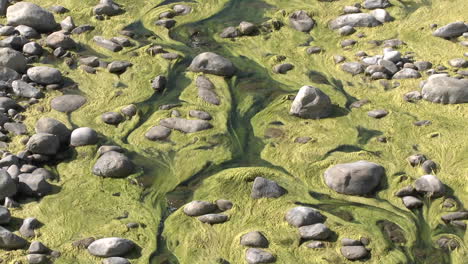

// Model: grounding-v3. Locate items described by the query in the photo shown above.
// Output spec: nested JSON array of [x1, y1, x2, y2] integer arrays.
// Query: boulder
[[145, 125, 171, 141], [19, 217, 39, 238], [70, 127, 98, 146], [15, 25, 39, 39], [433, 22, 468, 38], [402, 196, 423, 209], [26, 133, 60, 155], [35, 118, 70, 143], [159, 117, 212, 133], [0, 226, 27, 249], [51, 94, 87, 112], [46, 31, 76, 50], [12, 80, 43, 98], [285, 206, 325, 227], [341, 62, 365, 75], [0, 206, 10, 224], [341, 246, 369, 260], [102, 112, 124, 125], [183, 201, 217, 216], [245, 248, 276, 264], [93, 36, 122, 52], [189, 52, 236, 77], [28, 241, 49, 254], [240, 231, 269, 248], [27, 254, 49, 264], [393, 68, 421, 79], [299, 223, 331, 240], [6, 2, 57, 32], [27, 66, 62, 85], [251, 177, 286, 199], [215, 199, 233, 211], [93, 151, 134, 178], [18, 173, 52, 197], [324, 160, 385, 195], [0, 66, 20, 82], [289, 10, 315, 32], [329, 13, 381, 30], [196, 75, 220, 105], [108, 61, 132, 74], [0, 47, 27, 72], [414, 174, 445, 198], [370, 9, 393, 23], [421, 74, 468, 104], [93, 0, 124, 16], [87, 237, 135, 257], [290, 86, 332, 119], [22, 42, 43, 56]]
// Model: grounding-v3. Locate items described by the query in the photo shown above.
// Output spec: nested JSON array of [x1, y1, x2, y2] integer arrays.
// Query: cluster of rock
[[155, 4, 192, 29], [241, 231, 275, 264], [101, 104, 137, 126], [183, 199, 232, 224]]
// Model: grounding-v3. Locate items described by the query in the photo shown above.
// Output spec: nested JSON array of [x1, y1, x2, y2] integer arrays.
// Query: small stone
[[367, 109, 388, 118], [183, 201, 217, 216], [402, 196, 423, 209], [240, 231, 269, 248], [197, 214, 228, 224], [245, 248, 276, 264], [251, 177, 286, 199]]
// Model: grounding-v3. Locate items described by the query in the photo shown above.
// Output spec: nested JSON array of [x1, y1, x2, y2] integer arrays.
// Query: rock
[[60, 16, 75, 32], [341, 62, 364, 75], [215, 199, 232, 211], [441, 212, 468, 222], [155, 19, 176, 29], [383, 50, 401, 62], [189, 52, 236, 77], [407, 154, 426, 166], [0, 47, 27, 72], [50, 5, 69, 14], [239, 21, 257, 35], [102, 257, 131, 264], [422, 160, 437, 174], [87, 237, 135, 258], [378, 59, 398, 75], [70, 127, 98, 146], [15, 25, 39, 39], [0, 35, 29, 49], [289, 86, 332, 119], [19, 217, 39, 238], [18, 173, 52, 196], [341, 246, 369, 260], [0, 66, 20, 82], [343, 6, 361, 14], [402, 196, 423, 209], [72, 237, 95, 249], [414, 61, 432, 71], [145, 125, 171, 141], [341, 39, 357, 48], [46, 32, 76, 50], [273, 63, 294, 74], [306, 46, 322, 54], [437, 236, 459, 250], [334, 55, 346, 64], [294, 136, 312, 143], [433, 22, 468, 38], [0, 226, 27, 249], [51, 94, 87, 113], [71, 25, 95, 34], [121, 104, 137, 117], [329, 13, 381, 30], [92, 151, 134, 178], [324, 160, 385, 195], [93, 36, 122, 52], [338, 25, 356, 36], [285, 206, 325, 227], [160, 52, 180, 60], [421, 74, 468, 104], [299, 223, 331, 240], [189, 110, 212, 120], [403, 91, 422, 102], [289, 10, 315, 32], [102, 112, 124, 125], [219, 27, 239, 38], [160, 117, 212, 133], [151, 75, 167, 92], [98, 146, 123, 156], [393, 68, 421, 79], [367, 109, 388, 118], [0, 25, 15, 36], [240, 231, 269, 248], [363, 0, 391, 9], [12, 80, 43, 98], [93, 0, 124, 16], [80, 56, 100, 67], [28, 241, 49, 254], [27, 254, 49, 264], [6, 2, 57, 32], [245, 248, 275, 264], [196, 75, 220, 105], [4, 122, 27, 135], [27, 66, 62, 85], [395, 186, 417, 197], [111, 37, 132, 47], [0, 206, 10, 224], [108, 61, 132, 74], [183, 201, 217, 216], [197, 214, 228, 224], [35, 118, 70, 143], [251, 177, 286, 199], [306, 241, 326, 248], [23, 42, 43, 56], [449, 58, 468, 68], [26, 133, 60, 155], [414, 174, 445, 198]]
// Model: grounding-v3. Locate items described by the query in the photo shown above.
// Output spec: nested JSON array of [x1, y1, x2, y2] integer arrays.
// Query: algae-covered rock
[[87, 237, 135, 257], [92, 151, 134, 178]]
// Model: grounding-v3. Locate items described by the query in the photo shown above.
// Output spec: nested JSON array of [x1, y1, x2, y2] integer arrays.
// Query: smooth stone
[[102, 112, 124, 125], [189, 52, 236, 77], [145, 125, 171, 141], [6, 2, 57, 32], [289, 10, 315, 32], [285, 206, 325, 227], [421, 74, 468, 104], [370, 8, 393, 23], [92, 151, 134, 178], [219, 27, 239, 38], [27, 254, 49, 264], [441, 212, 468, 222], [0, 226, 27, 249], [51, 94, 86, 113], [433, 21, 468, 38], [93, 0, 124, 16], [422, 160, 437, 173], [197, 214, 228, 224], [245, 248, 276, 264], [46, 32, 76, 50], [363, 0, 391, 9], [108, 61, 132, 74], [12, 80, 43, 98], [341, 62, 364, 75], [414, 174, 445, 198], [367, 109, 388, 118], [26, 133, 59, 155], [306, 241, 326, 248], [18, 173, 52, 197], [102, 257, 131, 264], [0, 206, 10, 224], [393, 68, 421, 79], [28, 241, 49, 254], [19, 217, 39, 238], [70, 127, 98, 146], [35, 117, 70, 143], [4, 122, 27, 135], [215, 199, 233, 211], [23, 42, 43, 56], [251, 177, 286, 199], [183, 201, 217, 216], [189, 110, 212, 120], [159, 117, 212, 133], [0, 47, 27, 72], [290, 86, 332, 119], [329, 13, 381, 30], [273, 63, 294, 74], [173, 4, 191, 15], [151, 75, 167, 92], [240, 231, 269, 248], [196, 75, 220, 105], [87, 237, 135, 258], [27, 66, 62, 85], [402, 196, 423, 209], [93, 36, 122, 52], [341, 246, 369, 260]]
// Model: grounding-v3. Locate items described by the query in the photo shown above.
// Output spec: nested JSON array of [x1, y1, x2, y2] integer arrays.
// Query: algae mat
[[1, 0, 468, 263]]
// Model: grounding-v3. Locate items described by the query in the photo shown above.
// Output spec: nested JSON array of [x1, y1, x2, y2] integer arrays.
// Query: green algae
[[0, 0, 467, 263]]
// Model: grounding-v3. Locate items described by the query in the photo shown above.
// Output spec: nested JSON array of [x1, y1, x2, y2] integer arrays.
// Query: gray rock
[[72, 237, 95, 249], [22, 42, 43, 56], [155, 19, 176, 29], [93, 36, 122, 52], [71, 24, 95, 35], [197, 214, 228, 224], [80, 56, 100, 67], [4, 122, 27, 135], [0, 206, 10, 224], [51, 94, 86, 112], [422, 160, 437, 174], [121, 104, 137, 117], [196, 75, 220, 105], [449, 58, 468, 68], [341, 62, 364, 75], [414, 61, 432, 71], [27, 66, 62, 85], [273, 63, 294, 74], [151, 75, 167, 92], [393, 68, 421, 79], [324, 160, 385, 195], [189, 52, 236, 77], [241, 231, 269, 248], [18, 173, 52, 197], [329, 13, 381, 30], [402, 196, 423, 209], [145, 125, 171, 141], [239, 21, 257, 35], [60, 16, 75, 32], [290, 86, 332, 119], [421, 74, 468, 104], [15, 25, 39, 39], [87, 237, 135, 257], [298, 223, 331, 240], [28, 241, 49, 254], [285, 206, 325, 227], [189, 110, 212, 120], [338, 25, 356, 36], [289, 10, 315, 32], [49, 5, 69, 14], [110, 37, 131, 47], [6, 2, 57, 32], [363, 0, 391, 9], [251, 177, 286, 199], [70, 127, 98, 146], [343, 6, 360, 14], [0, 0, 7, 16], [93, 0, 124, 16], [367, 109, 388, 118], [341, 246, 369, 260], [19, 217, 39, 238], [0, 25, 15, 36], [46, 32, 76, 50], [383, 50, 401, 62], [334, 55, 346, 64], [12, 80, 43, 98], [0, 226, 27, 249], [395, 186, 417, 197], [0, 47, 27, 72], [27, 254, 48, 264], [0, 35, 29, 49], [414, 174, 445, 198], [245, 248, 276, 264], [433, 22, 468, 38], [306, 241, 326, 248], [26, 133, 59, 155], [0, 66, 20, 82], [215, 199, 233, 211], [102, 257, 131, 264], [341, 39, 357, 48], [219, 27, 239, 38], [441, 212, 468, 222], [378, 59, 398, 75], [108, 61, 132, 74], [173, 4, 191, 15], [35, 118, 70, 143], [403, 91, 422, 102], [183, 201, 217, 216], [102, 112, 124, 125], [407, 154, 426, 166], [92, 151, 134, 178], [160, 117, 212, 133]]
